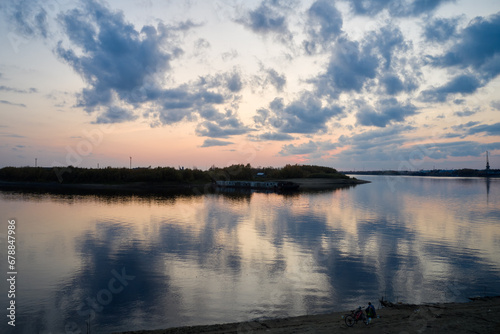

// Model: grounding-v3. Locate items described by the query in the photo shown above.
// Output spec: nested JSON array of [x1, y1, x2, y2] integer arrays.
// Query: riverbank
[[114, 296, 500, 334], [0, 177, 369, 194]]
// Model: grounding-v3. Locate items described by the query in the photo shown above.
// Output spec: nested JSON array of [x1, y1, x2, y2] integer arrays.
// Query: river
[[1, 175, 499, 333]]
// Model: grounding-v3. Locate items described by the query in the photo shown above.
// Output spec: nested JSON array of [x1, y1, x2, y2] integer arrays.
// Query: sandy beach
[[114, 296, 500, 334]]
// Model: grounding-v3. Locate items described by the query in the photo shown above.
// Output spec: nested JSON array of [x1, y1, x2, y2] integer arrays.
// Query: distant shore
[[0, 177, 369, 194], [113, 296, 500, 334]]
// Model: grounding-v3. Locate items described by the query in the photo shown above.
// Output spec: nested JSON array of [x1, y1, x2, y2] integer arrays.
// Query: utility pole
[[35, 158, 37, 167], [130, 156, 132, 169], [486, 151, 490, 171]]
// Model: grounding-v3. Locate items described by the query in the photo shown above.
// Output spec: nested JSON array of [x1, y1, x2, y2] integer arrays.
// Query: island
[[0, 164, 369, 194]]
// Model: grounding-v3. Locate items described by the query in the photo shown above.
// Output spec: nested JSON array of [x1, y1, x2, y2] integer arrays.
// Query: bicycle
[[344, 306, 370, 327]]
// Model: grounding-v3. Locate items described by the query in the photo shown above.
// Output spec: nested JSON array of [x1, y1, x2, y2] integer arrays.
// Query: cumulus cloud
[[258, 93, 344, 134], [314, 37, 378, 97], [304, 0, 343, 53], [420, 73, 482, 102], [423, 16, 461, 42], [236, 0, 293, 43], [53, 0, 249, 134], [355, 98, 418, 127], [313, 24, 412, 98], [380, 73, 418, 95], [422, 12, 500, 101], [195, 109, 252, 138], [345, 0, 454, 18], [56, 0, 176, 117]]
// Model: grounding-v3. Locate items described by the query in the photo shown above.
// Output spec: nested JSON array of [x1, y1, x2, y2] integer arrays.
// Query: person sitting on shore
[[366, 302, 376, 318]]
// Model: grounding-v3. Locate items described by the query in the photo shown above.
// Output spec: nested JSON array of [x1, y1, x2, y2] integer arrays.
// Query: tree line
[[0, 164, 351, 184]]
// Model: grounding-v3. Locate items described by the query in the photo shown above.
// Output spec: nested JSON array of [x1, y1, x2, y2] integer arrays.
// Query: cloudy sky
[[1, 0, 499, 170]]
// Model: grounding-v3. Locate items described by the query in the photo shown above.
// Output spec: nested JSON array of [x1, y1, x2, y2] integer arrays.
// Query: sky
[[0, 0, 500, 171]]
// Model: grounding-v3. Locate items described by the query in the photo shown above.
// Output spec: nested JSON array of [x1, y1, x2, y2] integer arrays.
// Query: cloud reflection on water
[[1, 176, 499, 333]]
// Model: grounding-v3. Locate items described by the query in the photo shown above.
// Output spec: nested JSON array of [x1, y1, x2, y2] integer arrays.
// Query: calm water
[[1, 176, 500, 333]]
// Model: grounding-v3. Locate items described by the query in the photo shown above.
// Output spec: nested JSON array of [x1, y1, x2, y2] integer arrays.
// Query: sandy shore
[[114, 296, 500, 334]]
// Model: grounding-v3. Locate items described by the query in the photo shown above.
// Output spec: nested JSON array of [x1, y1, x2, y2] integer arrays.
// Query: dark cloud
[[304, 0, 343, 53], [420, 73, 482, 102], [422, 12, 500, 101], [368, 25, 407, 70], [195, 110, 252, 138], [259, 93, 344, 134], [453, 107, 480, 117], [345, 0, 454, 18], [202, 70, 244, 94], [355, 98, 418, 127], [380, 73, 418, 95], [94, 106, 138, 124], [0, 86, 37, 94], [467, 122, 500, 136], [236, 0, 293, 43], [448, 121, 500, 138], [226, 72, 243, 93], [314, 37, 378, 97], [56, 0, 174, 118], [424, 16, 461, 42], [313, 25, 411, 98], [55, 0, 244, 131], [201, 139, 234, 147], [0, 100, 26, 107], [451, 121, 480, 131]]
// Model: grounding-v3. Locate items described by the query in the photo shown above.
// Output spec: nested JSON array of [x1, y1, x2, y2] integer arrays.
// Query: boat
[[214, 180, 299, 191]]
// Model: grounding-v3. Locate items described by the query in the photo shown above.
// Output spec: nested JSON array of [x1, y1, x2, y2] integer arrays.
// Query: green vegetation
[[0, 164, 353, 184]]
